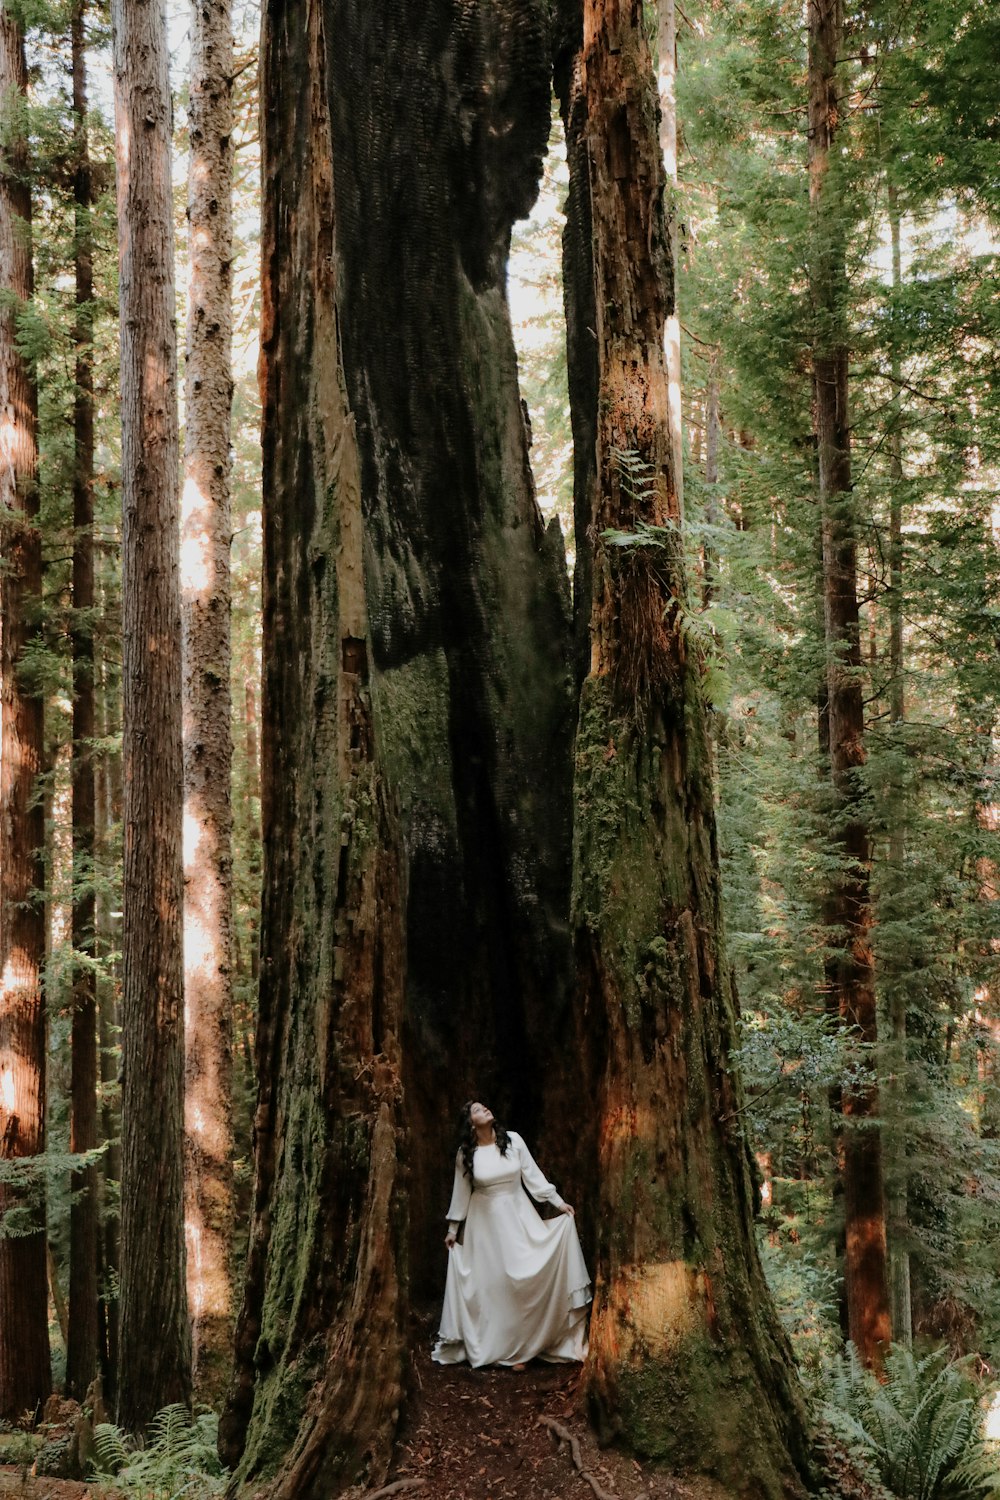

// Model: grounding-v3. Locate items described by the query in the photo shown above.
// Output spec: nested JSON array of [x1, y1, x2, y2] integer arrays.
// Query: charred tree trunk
[[328, 0, 575, 1299], [66, 0, 102, 1401], [0, 3, 51, 1424], [111, 0, 192, 1427], [219, 2, 407, 1492], [808, 0, 890, 1369], [562, 2, 810, 1491], [183, 0, 236, 1402]]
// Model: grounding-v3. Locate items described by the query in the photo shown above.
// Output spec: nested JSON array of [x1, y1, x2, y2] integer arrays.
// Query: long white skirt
[[433, 1181, 591, 1368]]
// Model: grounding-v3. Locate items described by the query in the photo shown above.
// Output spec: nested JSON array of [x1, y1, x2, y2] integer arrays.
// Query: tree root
[[541, 1416, 620, 1500], [362, 1480, 428, 1500]]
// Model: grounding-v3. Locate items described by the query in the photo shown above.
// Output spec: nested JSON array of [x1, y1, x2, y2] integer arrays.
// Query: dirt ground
[[0, 1349, 740, 1500]]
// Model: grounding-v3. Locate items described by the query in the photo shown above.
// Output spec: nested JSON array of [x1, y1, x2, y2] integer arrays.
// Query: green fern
[[93, 1405, 227, 1499], [822, 1343, 1000, 1500]]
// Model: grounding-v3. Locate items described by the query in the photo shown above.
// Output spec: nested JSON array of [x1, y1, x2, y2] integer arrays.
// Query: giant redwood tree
[[0, 0, 51, 1423], [218, 1, 408, 1491], [559, 0, 811, 1489], [111, 0, 191, 1428]]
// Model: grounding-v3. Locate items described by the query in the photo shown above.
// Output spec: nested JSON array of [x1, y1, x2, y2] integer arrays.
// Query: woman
[[432, 1100, 591, 1368]]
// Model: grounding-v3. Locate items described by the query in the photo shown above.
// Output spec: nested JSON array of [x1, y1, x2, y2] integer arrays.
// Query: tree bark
[[219, 2, 407, 1491], [327, 0, 575, 1301], [183, 0, 235, 1403], [111, 0, 192, 1428], [808, 0, 890, 1368], [66, 0, 102, 1402], [0, 3, 51, 1424], [562, 2, 810, 1491], [884, 181, 911, 1348], [657, 0, 684, 518]]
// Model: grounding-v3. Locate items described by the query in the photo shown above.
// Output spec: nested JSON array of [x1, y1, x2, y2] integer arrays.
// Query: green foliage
[[821, 1345, 1000, 1500], [93, 1406, 228, 1498]]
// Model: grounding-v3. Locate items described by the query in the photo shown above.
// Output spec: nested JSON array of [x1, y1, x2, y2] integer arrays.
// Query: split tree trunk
[[66, 0, 102, 1401], [218, 2, 407, 1491], [327, 0, 575, 1299], [182, 0, 235, 1402], [563, 2, 810, 1491], [111, 0, 192, 1428], [808, 0, 890, 1368], [0, 2, 51, 1423]]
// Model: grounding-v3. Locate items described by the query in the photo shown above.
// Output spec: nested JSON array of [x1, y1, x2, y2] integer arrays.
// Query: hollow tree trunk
[[808, 0, 890, 1369], [218, 2, 407, 1491], [0, 3, 51, 1424], [66, 0, 102, 1401], [111, 0, 192, 1428], [327, 0, 576, 1299], [183, 0, 235, 1402], [563, 2, 810, 1491]]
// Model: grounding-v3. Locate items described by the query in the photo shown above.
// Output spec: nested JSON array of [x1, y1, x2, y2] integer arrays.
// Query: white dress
[[432, 1132, 591, 1367]]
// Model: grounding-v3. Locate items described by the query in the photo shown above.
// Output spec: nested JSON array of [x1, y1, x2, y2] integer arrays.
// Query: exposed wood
[[110, 0, 192, 1427], [0, 1, 51, 1424]]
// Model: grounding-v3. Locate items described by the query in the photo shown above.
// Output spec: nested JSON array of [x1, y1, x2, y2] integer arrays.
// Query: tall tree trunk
[[110, 0, 191, 1428], [0, 3, 51, 1424], [808, 0, 890, 1368], [183, 0, 235, 1403], [658, 0, 684, 518], [66, 0, 102, 1401], [95, 643, 121, 1401], [885, 181, 911, 1347], [219, 3, 406, 1491], [562, 2, 810, 1490], [328, 0, 574, 1301]]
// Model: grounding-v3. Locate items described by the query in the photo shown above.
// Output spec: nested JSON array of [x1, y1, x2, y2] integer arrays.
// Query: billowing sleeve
[[513, 1132, 566, 1209], [445, 1149, 472, 1230]]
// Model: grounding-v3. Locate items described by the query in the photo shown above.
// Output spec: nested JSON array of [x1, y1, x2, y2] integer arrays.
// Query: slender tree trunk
[[885, 181, 911, 1348], [808, 0, 890, 1368], [0, 5, 51, 1423], [111, 0, 191, 1428], [219, 3, 406, 1491], [562, 2, 810, 1490], [95, 650, 121, 1401], [658, 0, 683, 517], [66, 0, 102, 1400], [702, 368, 720, 607], [183, 0, 235, 1402]]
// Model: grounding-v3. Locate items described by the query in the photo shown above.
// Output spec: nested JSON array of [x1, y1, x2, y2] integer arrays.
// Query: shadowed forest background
[[1, 0, 999, 1497]]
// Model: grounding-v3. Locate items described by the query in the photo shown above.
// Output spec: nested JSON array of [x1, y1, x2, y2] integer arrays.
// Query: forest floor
[[376, 1338, 733, 1500]]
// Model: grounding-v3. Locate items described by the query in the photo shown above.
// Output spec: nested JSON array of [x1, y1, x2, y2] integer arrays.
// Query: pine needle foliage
[[822, 1344, 1000, 1500]]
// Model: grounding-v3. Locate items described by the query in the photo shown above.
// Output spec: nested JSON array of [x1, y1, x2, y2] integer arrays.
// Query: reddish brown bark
[[561, 2, 811, 1491], [0, 3, 51, 1424], [111, 0, 192, 1427], [808, 0, 890, 1368], [182, 0, 236, 1401], [66, 0, 102, 1401], [219, 2, 406, 1490]]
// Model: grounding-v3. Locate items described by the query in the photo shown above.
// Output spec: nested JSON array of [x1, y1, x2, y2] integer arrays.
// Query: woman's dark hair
[[458, 1101, 510, 1183]]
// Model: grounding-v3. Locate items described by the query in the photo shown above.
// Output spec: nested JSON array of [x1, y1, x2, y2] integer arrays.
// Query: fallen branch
[[541, 1416, 620, 1500], [362, 1479, 428, 1500]]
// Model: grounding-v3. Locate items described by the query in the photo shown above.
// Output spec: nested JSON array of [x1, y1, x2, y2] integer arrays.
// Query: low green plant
[[93, 1404, 227, 1498], [821, 1343, 1000, 1500]]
